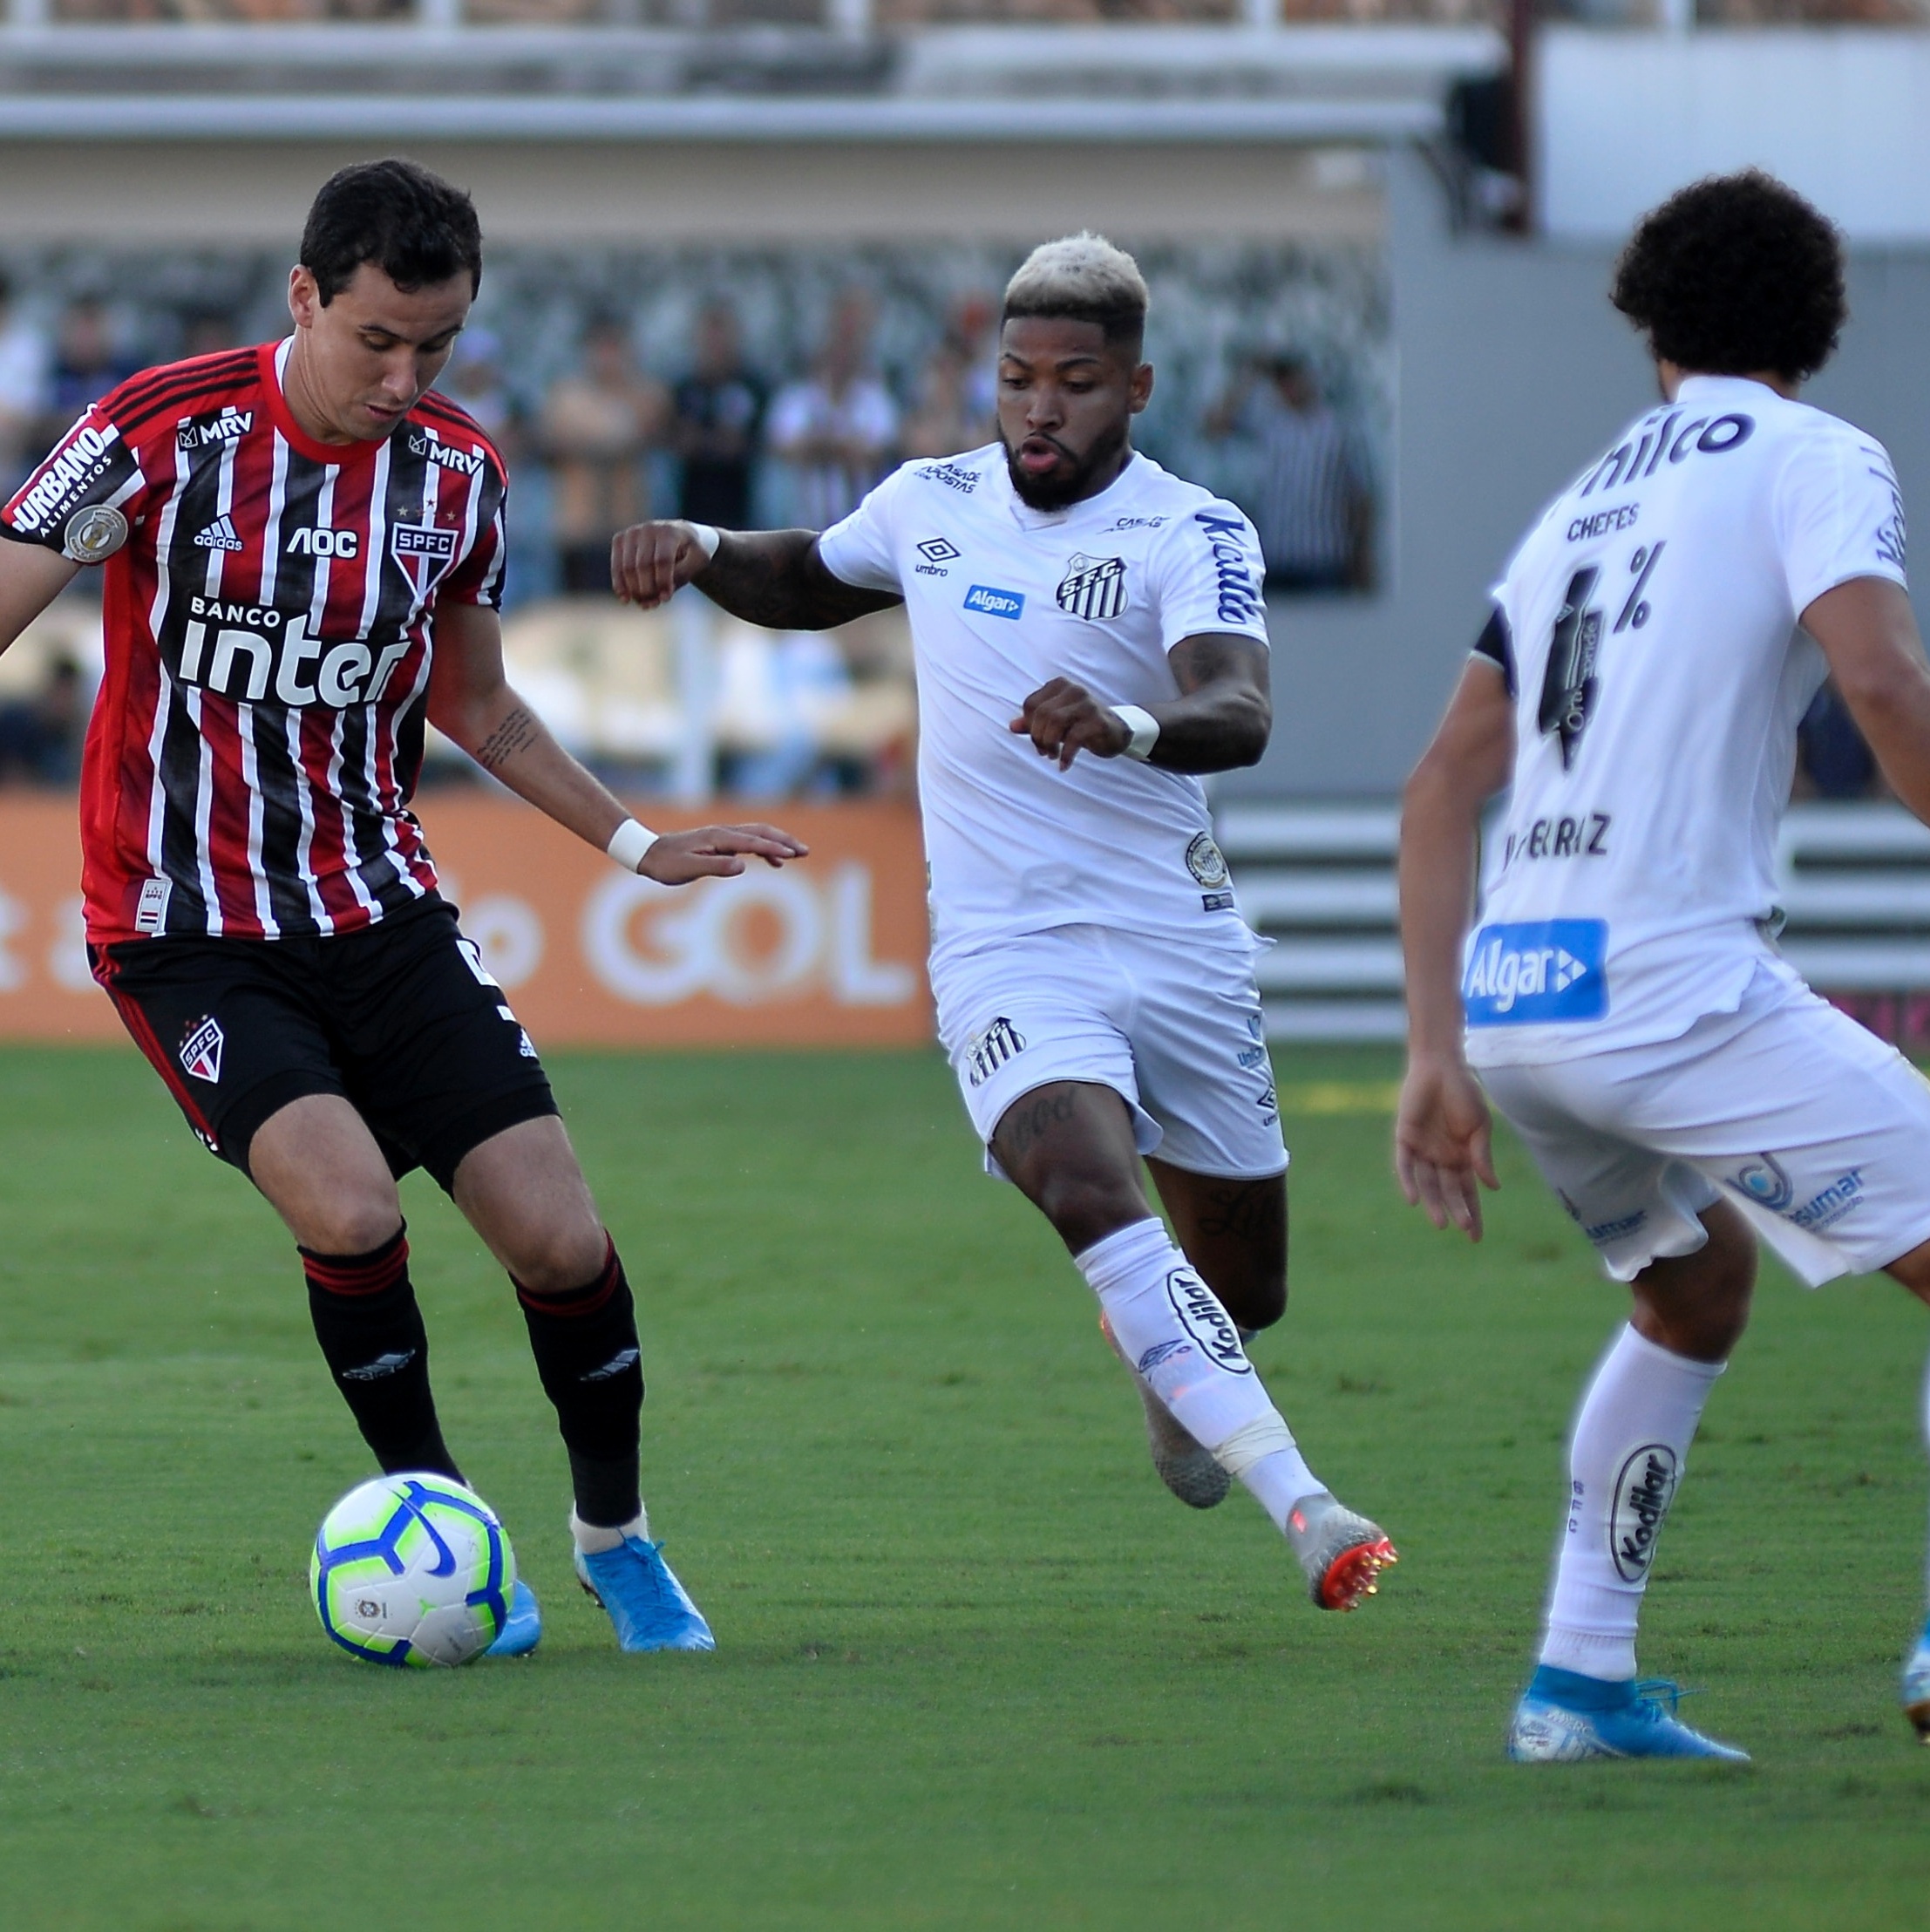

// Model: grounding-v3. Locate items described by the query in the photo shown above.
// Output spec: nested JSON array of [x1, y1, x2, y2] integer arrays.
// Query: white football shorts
[[1478, 961, 1930, 1286], [930, 923, 1288, 1181]]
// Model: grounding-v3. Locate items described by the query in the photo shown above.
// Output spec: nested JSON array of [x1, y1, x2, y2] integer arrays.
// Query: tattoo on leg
[[1193, 1177, 1286, 1250], [474, 704, 541, 773], [996, 1088, 1080, 1165]]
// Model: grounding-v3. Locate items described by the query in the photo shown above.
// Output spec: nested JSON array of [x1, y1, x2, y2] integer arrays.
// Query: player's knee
[[1035, 1168, 1148, 1257], [506, 1219, 614, 1298], [303, 1201, 405, 1260]]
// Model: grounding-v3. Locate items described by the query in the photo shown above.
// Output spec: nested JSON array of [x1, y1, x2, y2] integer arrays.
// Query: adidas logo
[[194, 515, 243, 552]]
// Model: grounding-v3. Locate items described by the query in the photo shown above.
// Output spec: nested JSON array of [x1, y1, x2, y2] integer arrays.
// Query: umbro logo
[[917, 537, 959, 563], [194, 514, 244, 553]]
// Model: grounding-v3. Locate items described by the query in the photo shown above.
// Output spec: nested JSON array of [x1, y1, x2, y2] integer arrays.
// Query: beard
[[1002, 418, 1131, 511]]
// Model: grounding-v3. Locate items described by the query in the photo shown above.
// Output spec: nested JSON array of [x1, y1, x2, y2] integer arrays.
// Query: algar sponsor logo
[[10, 423, 119, 532], [1192, 511, 1261, 625], [1461, 919, 1607, 1024], [962, 583, 1023, 620]]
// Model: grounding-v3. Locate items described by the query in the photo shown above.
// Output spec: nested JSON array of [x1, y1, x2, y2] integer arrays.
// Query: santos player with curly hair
[[1398, 171, 1930, 1759]]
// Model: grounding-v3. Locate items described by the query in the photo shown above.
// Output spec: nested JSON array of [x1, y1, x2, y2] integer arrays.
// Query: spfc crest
[[390, 521, 459, 598], [180, 1016, 225, 1084], [1056, 553, 1128, 622]]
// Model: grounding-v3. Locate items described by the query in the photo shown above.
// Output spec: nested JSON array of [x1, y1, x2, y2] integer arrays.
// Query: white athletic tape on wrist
[[686, 520, 723, 560], [606, 818, 659, 873], [1213, 1412, 1295, 1479], [1113, 704, 1161, 761]]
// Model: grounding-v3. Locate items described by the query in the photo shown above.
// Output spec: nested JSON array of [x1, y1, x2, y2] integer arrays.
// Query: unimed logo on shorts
[[1463, 919, 1608, 1026]]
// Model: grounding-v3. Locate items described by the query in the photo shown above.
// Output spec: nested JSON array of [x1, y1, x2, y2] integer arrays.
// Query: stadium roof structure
[[0, 22, 1505, 144]]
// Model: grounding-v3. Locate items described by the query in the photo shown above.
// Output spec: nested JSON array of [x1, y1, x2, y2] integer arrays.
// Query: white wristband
[[606, 818, 659, 873], [685, 521, 722, 561], [1113, 704, 1161, 762]]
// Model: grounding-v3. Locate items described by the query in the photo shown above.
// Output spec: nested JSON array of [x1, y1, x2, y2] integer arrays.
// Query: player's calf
[[302, 1226, 463, 1480]]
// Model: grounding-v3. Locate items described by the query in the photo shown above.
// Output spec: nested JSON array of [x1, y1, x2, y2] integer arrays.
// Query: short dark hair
[[1611, 169, 1845, 384], [300, 159, 483, 306]]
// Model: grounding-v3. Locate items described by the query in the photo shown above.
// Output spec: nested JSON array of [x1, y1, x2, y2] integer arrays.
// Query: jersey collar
[[258, 337, 386, 468], [996, 447, 1144, 532]]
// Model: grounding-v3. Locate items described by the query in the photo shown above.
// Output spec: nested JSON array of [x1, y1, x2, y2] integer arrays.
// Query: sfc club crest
[[1056, 553, 1128, 622], [179, 1016, 225, 1084], [390, 521, 459, 597]]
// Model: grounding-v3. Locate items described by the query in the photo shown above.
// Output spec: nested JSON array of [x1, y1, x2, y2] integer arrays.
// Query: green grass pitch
[[0, 1042, 1926, 1929]]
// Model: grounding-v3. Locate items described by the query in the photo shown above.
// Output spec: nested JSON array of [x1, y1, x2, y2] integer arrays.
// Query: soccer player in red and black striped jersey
[[0, 158, 803, 1656]]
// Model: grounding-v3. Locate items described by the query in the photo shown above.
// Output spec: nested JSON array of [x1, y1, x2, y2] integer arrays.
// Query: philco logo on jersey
[[175, 595, 413, 710], [1165, 1267, 1250, 1376], [1057, 554, 1128, 622], [10, 422, 119, 534], [179, 1016, 225, 1085], [1610, 1443, 1679, 1582], [1575, 410, 1753, 500], [963, 584, 1024, 620], [1192, 512, 1261, 626], [1463, 918, 1607, 1026], [176, 407, 254, 452], [406, 432, 483, 478], [287, 526, 359, 559]]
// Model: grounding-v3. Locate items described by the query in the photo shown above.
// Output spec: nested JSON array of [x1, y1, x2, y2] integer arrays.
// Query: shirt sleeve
[[1777, 424, 1909, 616], [438, 464, 508, 611], [816, 464, 907, 594], [0, 391, 148, 561], [1147, 497, 1271, 651], [1469, 604, 1515, 697]]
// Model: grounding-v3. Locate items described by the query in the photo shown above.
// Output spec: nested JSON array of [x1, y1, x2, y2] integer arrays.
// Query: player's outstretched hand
[[611, 520, 712, 610], [1395, 1051, 1499, 1241], [1011, 677, 1131, 770], [637, 824, 809, 886]]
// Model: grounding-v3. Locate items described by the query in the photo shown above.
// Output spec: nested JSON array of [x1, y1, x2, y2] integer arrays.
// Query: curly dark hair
[[1610, 170, 1845, 384], [300, 159, 482, 306]]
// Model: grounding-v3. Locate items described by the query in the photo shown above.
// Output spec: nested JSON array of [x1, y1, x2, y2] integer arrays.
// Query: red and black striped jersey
[[1, 338, 507, 945]]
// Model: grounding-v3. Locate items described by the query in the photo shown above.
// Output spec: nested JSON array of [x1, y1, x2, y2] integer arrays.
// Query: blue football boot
[[1507, 1665, 1749, 1762], [1901, 1616, 1930, 1743], [574, 1535, 716, 1653], [485, 1578, 542, 1658]]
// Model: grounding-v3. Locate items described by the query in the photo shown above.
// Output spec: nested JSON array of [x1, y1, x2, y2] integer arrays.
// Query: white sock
[[1920, 1350, 1930, 1610], [1077, 1217, 1319, 1531], [1539, 1323, 1724, 1682], [571, 1506, 648, 1554]]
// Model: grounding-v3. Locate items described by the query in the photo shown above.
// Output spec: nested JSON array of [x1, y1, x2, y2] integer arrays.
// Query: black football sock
[[515, 1237, 643, 1529], [302, 1227, 463, 1482]]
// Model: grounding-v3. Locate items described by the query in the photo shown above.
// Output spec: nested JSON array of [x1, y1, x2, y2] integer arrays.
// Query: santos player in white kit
[[612, 235, 1397, 1613], [1398, 171, 1930, 1758]]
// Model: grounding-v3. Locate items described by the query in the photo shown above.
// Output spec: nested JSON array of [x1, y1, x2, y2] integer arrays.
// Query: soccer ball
[[310, 1473, 515, 1669]]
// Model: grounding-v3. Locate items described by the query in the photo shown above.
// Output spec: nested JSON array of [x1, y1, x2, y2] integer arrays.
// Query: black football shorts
[[91, 894, 559, 1190]]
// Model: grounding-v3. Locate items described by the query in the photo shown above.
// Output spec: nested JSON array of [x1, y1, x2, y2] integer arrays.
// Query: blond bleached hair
[[1002, 233, 1149, 343]]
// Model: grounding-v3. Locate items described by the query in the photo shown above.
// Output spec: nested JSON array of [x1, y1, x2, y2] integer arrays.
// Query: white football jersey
[[1464, 375, 1909, 1065], [818, 445, 1270, 963]]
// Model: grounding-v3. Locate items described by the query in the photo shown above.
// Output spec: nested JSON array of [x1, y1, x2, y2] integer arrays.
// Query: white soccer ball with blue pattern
[[310, 1473, 515, 1668]]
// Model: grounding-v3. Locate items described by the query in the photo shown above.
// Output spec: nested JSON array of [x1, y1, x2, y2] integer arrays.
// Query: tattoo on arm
[[1145, 633, 1272, 773], [473, 703, 542, 773], [700, 530, 903, 631]]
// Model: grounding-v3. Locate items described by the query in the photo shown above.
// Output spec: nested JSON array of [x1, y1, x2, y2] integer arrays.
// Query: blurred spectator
[[1798, 682, 1878, 799], [180, 309, 239, 359], [1209, 353, 1374, 595], [901, 337, 994, 459], [0, 271, 51, 497], [45, 298, 132, 428], [0, 655, 83, 787], [441, 327, 519, 450], [768, 292, 899, 529], [540, 318, 668, 596], [672, 302, 767, 531]]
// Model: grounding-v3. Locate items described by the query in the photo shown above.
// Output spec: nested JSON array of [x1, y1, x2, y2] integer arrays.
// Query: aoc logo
[[1610, 1443, 1679, 1582], [1463, 919, 1607, 1026], [1165, 1268, 1250, 1376], [963, 584, 1023, 620], [1730, 1154, 1796, 1214]]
